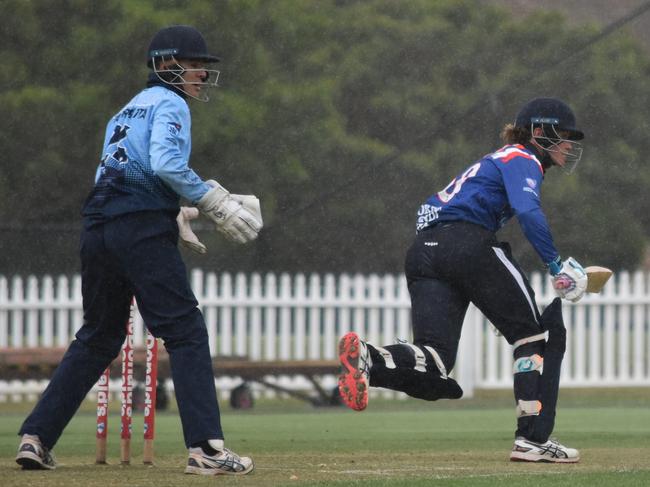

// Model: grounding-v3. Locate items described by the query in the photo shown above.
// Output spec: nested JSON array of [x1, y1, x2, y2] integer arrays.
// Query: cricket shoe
[[338, 331, 372, 411], [185, 440, 254, 476], [510, 437, 580, 463], [15, 434, 57, 470]]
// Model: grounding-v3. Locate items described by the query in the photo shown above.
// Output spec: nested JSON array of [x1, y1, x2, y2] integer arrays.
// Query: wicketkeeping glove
[[177, 206, 207, 254], [230, 193, 263, 226], [197, 180, 263, 244], [550, 257, 588, 303]]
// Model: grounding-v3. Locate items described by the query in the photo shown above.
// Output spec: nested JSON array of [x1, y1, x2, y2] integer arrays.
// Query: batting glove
[[197, 180, 263, 244], [551, 257, 588, 303], [177, 207, 207, 254]]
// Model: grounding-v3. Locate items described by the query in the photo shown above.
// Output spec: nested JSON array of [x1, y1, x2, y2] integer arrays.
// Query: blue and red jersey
[[416, 144, 559, 265]]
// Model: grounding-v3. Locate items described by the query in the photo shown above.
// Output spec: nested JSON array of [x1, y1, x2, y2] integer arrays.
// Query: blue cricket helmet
[[147, 25, 219, 67], [515, 97, 584, 141]]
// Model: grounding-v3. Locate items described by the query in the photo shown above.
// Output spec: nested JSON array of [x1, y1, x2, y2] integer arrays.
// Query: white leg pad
[[516, 399, 541, 417], [373, 345, 397, 369], [404, 343, 427, 372], [513, 333, 546, 352], [423, 345, 448, 379]]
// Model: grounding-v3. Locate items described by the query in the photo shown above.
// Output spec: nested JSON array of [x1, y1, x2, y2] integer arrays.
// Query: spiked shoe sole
[[337, 332, 368, 411]]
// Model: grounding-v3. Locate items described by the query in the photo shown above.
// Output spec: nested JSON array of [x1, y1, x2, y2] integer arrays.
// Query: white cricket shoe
[[185, 440, 254, 475], [15, 434, 57, 470], [510, 436, 580, 463]]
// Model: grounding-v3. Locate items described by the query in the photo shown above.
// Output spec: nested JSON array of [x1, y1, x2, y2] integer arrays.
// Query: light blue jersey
[[82, 85, 210, 222]]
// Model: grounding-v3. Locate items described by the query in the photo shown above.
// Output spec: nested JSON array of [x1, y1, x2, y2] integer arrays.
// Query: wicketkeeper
[[16, 25, 259, 475], [338, 97, 587, 463]]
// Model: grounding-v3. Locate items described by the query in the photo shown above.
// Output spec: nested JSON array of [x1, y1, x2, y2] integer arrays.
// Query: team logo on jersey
[[416, 204, 441, 231], [523, 177, 539, 197], [167, 122, 181, 136]]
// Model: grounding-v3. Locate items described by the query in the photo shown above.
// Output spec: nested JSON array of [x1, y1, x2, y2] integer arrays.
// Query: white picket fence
[[1, 270, 649, 403]]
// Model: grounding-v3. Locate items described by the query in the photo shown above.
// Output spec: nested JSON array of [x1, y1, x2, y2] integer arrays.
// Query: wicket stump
[[95, 302, 160, 465]]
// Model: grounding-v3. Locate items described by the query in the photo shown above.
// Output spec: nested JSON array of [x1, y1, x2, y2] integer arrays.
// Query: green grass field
[[1, 389, 648, 487]]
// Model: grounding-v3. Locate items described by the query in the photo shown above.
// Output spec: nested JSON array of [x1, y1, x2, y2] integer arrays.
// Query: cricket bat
[[585, 266, 613, 293]]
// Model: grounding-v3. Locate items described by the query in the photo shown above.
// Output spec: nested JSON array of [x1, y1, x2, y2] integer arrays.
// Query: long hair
[[500, 124, 530, 145]]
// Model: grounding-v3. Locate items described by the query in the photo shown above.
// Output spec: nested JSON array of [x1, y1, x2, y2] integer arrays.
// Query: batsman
[[16, 25, 259, 474], [339, 97, 587, 463]]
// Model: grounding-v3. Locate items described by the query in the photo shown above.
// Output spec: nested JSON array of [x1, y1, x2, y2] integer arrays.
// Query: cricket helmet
[[515, 97, 584, 141], [147, 25, 220, 102], [515, 97, 584, 173], [147, 25, 220, 67]]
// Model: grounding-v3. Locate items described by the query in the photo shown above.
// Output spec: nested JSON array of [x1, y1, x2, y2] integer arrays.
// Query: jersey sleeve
[[498, 153, 544, 215], [150, 98, 210, 204], [517, 209, 560, 265], [496, 150, 559, 265]]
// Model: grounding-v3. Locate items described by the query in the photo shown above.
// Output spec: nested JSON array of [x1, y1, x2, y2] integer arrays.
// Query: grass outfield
[[0, 389, 648, 486]]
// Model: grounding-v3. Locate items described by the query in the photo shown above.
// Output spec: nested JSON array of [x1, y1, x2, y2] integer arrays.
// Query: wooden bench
[[0, 347, 340, 408]]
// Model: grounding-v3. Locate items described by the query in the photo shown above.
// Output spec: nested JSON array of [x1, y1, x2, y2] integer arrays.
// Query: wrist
[[547, 256, 562, 276], [197, 180, 229, 210]]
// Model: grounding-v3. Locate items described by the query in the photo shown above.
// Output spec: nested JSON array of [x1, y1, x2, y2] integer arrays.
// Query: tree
[[1, 0, 649, 275]]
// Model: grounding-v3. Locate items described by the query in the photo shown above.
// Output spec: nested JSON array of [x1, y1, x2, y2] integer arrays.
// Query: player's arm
[[149, 99, 210, 204], [498, 155, 557, 263], [150, 99, 262, 244], [516, 209, 558, 265], [502, 157, 587, 302]]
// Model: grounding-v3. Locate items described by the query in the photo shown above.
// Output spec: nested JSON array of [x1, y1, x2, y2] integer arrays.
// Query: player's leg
[[337, 325, 463, 410], [378, 226, 470, 401], [456, 241, 543, 432], [526, 297, 567, 442], [338, 231, 466, 410], [114, 212, 224, 447], [17, 224, 130, 469], [464, 242, 578, 462], [370, 276, 465, 400], [116, 212, 253, 474], [510, 298, 577, 462]]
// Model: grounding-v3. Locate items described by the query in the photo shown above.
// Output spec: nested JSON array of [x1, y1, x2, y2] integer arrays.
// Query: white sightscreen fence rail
[[0, 270, 649, 402]]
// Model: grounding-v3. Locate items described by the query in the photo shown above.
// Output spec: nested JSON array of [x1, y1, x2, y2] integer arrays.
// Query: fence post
[[10, 277, 24, 348], [618, 272, 631, 382], [250, 273, 262, 360], [235, 273, 248, 358], [41, 276, 54, 347], [323, 274, 336, 359], [0, 276, 8, 348], [338, 274, 352, 338], [632, 272, 646, 381], [455, 306, 477, 398], [308, 273, 321, 360], [264, 273, 278, 361], [220, 273, 233, 356], [55, 275, 70, 347], [279, 273, 292, 360], [294, 274, 306, 360]]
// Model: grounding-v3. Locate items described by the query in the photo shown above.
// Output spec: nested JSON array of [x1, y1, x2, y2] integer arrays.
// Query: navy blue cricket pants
[[19, 210, 223, 449], [405, 221, 543, 367], [404, 221, 545, 439]]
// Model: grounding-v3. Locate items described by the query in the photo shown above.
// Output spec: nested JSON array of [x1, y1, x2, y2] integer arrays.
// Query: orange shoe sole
[[337, 332, 368, 411]]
